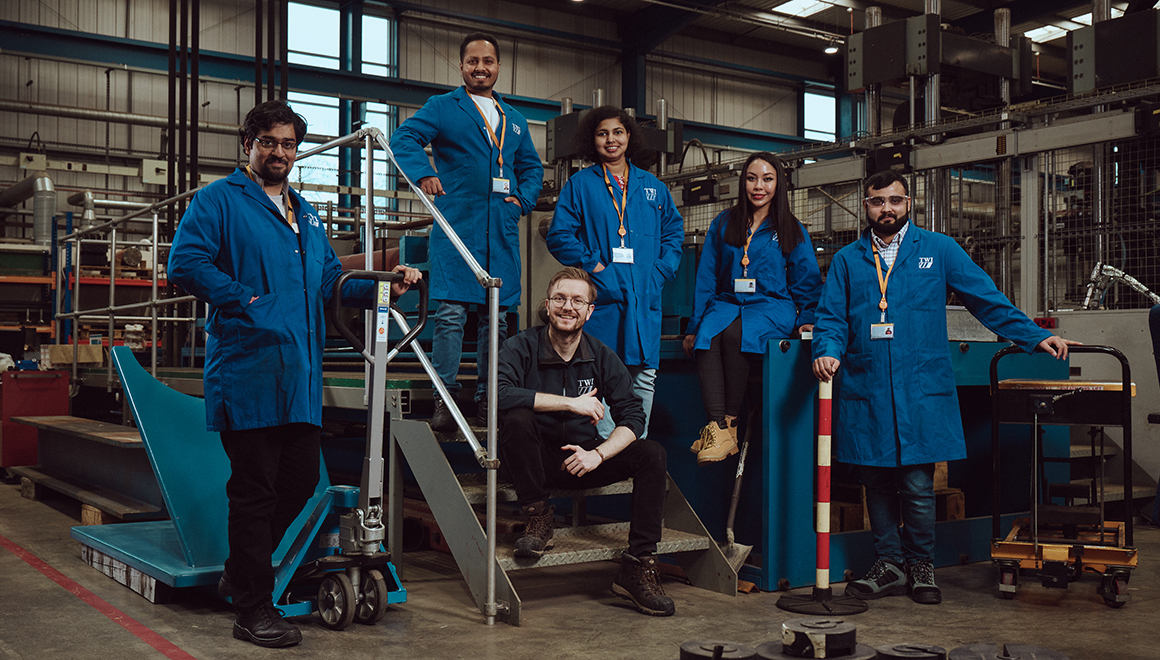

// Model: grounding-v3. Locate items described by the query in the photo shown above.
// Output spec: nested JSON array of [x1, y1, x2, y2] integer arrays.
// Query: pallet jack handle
[[332, 269, 429, 363]]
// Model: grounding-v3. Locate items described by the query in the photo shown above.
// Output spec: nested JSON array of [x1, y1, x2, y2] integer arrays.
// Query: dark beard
[[254, 157, 290, 184], [868, 211, 909, 237]]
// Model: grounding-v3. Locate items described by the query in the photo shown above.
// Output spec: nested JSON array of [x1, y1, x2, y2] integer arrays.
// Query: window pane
[[363, 15, 391, 74], [288, 4, 338, 58], [804, 92, 835, 136]]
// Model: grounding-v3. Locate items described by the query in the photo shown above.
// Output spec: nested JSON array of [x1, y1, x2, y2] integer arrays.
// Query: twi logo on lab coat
[[303, 212, 320, 228], [644, 188, 657, 201], [511, 123, 521, 136], [918, 257, 933, 269]]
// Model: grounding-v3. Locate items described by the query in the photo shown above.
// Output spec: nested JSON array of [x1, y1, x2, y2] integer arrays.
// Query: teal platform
[[71, 347, 405, 615]]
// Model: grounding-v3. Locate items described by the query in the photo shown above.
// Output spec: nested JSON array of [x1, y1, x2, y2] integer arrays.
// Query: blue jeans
[[432, 300, 507, 401], [596, 365, 656, 441], [860, 463, 936, 564]]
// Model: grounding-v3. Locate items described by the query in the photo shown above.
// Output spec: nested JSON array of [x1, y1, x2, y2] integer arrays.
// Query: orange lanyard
[[872, 242, 895, 323], [472, 98, 507, 175], [602, 164, 629, 248], [741, 224, 756, 278]]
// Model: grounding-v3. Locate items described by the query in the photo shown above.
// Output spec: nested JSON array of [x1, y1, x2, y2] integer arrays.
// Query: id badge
[[734, 278, 756, 293], [870, 323, 895, 340], [612, 247, 634, 264], [492, 177, 511, 194]]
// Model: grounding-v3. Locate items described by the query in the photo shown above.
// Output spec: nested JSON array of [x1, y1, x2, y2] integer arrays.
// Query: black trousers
[[695, 316, 761, 420], [498, 407, 667, 556], [219, 423, 320, 612]]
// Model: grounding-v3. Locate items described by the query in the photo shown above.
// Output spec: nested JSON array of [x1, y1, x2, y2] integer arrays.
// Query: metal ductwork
[[66, 190, 98, 231], [0, 171, 57, 246]]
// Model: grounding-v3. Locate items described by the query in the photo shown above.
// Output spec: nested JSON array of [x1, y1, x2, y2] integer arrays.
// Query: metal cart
[[989, 345, 1138, 608]]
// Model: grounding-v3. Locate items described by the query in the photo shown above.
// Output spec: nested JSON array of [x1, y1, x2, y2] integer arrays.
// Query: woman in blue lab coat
[[547, 106, 685, 440], [683, 152, 822, 464]]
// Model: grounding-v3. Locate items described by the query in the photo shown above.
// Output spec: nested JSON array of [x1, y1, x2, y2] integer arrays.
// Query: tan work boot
[[689, 422, 713, 453], [696, 419, 738, 465]]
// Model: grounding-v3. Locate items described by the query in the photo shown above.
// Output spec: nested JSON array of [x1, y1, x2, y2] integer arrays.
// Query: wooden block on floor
[[79, 545, 174, 604], [934, 461, 949, 491], [936, 488, 965, 521], [81, 504, 114, 526], [20, 476, 43, 501]]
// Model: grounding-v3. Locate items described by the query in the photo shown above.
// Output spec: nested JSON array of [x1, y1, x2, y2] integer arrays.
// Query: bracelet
[[594, 447, 606, 462]]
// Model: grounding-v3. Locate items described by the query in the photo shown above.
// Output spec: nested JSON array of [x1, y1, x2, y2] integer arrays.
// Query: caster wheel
[[318, 572, 356, 630], [777, 578, 790, 591], [843, 568, 854, 581], [355, 569, 390, 624]]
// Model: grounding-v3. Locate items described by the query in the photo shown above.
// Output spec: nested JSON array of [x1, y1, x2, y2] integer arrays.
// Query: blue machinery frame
[[655, 338, 1068, 592]]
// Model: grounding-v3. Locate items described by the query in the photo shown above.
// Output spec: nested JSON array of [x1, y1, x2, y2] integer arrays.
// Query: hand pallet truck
[[989, 345, 1138, 608]]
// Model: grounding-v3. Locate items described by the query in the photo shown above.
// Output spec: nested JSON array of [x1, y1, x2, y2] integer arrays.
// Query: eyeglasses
[[864, 195, 908, 208], [547, 296, 591, 309], [253, 137, 298, 152]]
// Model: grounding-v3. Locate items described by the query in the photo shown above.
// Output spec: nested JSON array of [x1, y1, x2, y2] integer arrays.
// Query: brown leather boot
[[696, 419, 738, 465]]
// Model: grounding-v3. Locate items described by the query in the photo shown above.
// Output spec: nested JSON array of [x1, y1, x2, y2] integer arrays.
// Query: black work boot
[[514, 502, 555, 558], [612, 551, 676, 616], [233, 601, 302, 648], [907, 560, 942, 604], [431, 394, 456, 433], [474, 398, 489, 428], [844, 558, 908, 600]]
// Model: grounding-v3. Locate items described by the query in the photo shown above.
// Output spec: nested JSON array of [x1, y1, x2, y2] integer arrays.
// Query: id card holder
[[734, 278, 756, 293], [492, 177, 511, 194], [612, 247, 634, 264], [870, 323, 894, 340]]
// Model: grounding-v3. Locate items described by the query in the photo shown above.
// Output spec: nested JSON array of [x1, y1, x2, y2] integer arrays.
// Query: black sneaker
[[474, 399, 489, 428], [514, 502, 555, 558], [431, 395, 456, 433], [233, 601, 302, 648], [844, 558, 908, 600], [612, 552, 675, 616], [907, 560, 942, 604]]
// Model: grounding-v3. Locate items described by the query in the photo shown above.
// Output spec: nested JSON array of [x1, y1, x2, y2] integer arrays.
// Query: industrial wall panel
[[663, 34, 830, 83]]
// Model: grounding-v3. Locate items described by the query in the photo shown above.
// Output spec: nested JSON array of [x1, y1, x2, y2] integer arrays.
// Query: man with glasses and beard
[[170, 100, 418, 647], [811, 170, 1076, 606], [494, 268, 674, 617]]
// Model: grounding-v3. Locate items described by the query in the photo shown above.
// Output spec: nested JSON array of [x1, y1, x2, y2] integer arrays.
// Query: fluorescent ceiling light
[[771, 0, 832, 18], [1024, 8, 1125, 43]]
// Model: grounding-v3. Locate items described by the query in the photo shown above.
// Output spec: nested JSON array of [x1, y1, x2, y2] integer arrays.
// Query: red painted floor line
[[0, 533, 198, 660]]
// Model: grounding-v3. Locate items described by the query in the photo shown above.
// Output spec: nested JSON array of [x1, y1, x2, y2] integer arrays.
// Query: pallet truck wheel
[[843, 569, 854, 582], [355, 569, 390, 624], [318, 573, 356, 630]]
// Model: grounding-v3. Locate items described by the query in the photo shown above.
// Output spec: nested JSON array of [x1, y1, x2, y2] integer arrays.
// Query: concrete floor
[[1, 480, 1157, 660]]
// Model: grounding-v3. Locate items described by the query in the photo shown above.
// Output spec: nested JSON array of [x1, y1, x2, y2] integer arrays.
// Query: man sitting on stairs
[[495, 267, 674, 616]]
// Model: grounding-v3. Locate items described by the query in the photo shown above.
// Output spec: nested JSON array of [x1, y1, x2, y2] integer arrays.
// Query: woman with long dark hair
[[548, 106, 685, 440], [683, 152, 822, 464]]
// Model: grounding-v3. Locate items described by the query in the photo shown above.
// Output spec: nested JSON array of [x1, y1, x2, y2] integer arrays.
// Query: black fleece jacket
[[496, 325, 646, 446]]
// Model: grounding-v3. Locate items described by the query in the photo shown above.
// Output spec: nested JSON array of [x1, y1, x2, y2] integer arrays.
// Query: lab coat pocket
[[592, 266, 627, 305], [648, 264, 664, 312], [916, 349, 955, 396], [238, 294, 293, 350], [841, 352, 872, 401]]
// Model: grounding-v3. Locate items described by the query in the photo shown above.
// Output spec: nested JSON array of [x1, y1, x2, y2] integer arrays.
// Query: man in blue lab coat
[[389, 32, 544, 431], [812, 170, 1076, 605]]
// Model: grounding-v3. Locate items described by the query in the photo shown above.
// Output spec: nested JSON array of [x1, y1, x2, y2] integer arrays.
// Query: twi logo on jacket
[[576, 378, 595, 396], [644, 188, 657, 201], [918, 257, 933, 269], [303, 212, 321, 228], [511, 122, 521, 136]]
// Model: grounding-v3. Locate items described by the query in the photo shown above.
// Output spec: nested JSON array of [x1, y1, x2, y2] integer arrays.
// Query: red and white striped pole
[[815, 380, 833, 591], [777, 378, 866, 614]]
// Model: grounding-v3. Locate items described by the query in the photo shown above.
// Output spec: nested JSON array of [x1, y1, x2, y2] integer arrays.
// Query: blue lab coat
[[686, 209, 822, 354], [169, 169, 373, 432], [546, 163, 685, 368], [389, 86, 544, 308], [811, 224, 1051, 467]]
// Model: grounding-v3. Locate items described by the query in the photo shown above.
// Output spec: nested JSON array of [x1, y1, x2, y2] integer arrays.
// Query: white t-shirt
[[469, 92, 500, 131], [268, 192, 298, 233]]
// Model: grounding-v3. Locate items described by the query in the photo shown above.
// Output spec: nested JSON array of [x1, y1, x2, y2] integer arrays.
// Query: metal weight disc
[[679, 640, 757, 660], [876, 643, 948, 659], [756, 641, 877, 660], [949, 644, 1069, 660], [781, 617, 858, 658]]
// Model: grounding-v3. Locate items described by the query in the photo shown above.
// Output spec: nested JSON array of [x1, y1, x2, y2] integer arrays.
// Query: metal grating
[[456, 473, 635, 505], [496, 522, 711, 570]]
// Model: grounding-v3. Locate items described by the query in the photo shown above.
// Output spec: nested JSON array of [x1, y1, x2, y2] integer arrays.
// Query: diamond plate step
[[455, 472, 634, 504], [495, 522, 710, 570]]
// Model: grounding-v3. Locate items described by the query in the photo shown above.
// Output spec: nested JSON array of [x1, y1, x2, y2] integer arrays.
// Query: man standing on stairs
[[170, 100, 419, 648], [389, 31, 544, 431], [495, 267, 674, 616]]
